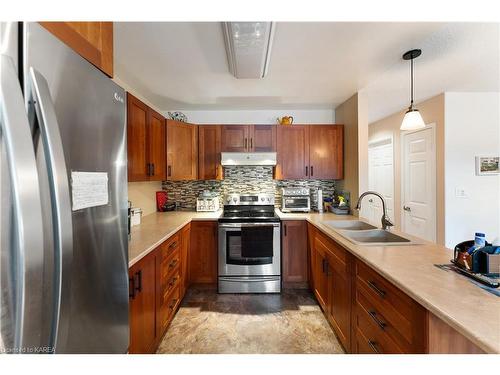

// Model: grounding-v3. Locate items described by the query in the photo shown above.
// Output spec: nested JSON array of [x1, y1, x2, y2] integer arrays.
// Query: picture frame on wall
[[475, 156, 500, 175]]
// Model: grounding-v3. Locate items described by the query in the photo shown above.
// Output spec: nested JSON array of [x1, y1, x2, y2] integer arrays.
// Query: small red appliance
[[156, 191, 169, 212]]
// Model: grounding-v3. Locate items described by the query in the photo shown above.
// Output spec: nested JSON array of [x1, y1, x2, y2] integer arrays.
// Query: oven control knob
[[233, 197, 238, 203], [261, 197, 265, 201]]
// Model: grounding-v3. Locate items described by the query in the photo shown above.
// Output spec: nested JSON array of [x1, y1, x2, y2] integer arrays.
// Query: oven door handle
[[219, 222, 280, 228]]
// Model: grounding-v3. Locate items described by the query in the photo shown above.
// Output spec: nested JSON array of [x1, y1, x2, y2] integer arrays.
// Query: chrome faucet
[[355, 191, 394, 230]]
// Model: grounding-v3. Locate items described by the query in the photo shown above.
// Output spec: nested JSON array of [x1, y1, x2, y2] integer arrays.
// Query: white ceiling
[[114, 22, 499, 122]]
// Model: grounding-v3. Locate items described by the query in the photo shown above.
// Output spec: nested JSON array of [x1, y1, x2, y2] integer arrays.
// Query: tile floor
[[156, 287, 345, 354]]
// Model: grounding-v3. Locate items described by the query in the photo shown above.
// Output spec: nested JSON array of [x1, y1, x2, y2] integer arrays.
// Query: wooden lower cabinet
[[310, 228, 352, 351], [282, 220, 308, 288], [128, 252, 157, 354], [129, 224, 191, 353], [180, 224, 191, 298], [189, 221, 218, 284]]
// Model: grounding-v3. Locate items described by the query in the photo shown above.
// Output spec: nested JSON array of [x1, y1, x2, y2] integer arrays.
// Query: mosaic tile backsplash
[[162, 166, 337, 211]]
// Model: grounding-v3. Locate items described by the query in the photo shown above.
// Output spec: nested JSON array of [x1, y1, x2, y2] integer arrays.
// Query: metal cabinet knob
[[403, 205, 411, 212]]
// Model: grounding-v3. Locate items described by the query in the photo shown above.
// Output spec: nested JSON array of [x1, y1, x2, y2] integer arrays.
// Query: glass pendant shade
[[401, 108, 425, 130]]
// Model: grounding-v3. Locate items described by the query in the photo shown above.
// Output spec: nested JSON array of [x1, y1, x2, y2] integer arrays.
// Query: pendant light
[[401, 49, 425, 130]]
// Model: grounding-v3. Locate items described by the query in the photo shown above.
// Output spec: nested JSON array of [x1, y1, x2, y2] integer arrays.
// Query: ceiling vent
[[221, 22, 275, 79]]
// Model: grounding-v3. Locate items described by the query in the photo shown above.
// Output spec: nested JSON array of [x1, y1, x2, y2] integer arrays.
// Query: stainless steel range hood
[[221, 152, 277, 166]]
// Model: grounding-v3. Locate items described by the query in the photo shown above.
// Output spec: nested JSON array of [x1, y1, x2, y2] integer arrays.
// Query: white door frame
[[400, 123, 437, 241], [367, 135, 394, 224]]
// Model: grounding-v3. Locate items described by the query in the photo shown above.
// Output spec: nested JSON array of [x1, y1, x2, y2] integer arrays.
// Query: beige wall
[[369, 94, 445, 245], [335, 94, 359, 212], [128, 181, 162, 216]]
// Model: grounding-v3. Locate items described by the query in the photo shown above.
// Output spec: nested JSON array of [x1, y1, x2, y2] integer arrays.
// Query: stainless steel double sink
[[323, 220, 418, 246]]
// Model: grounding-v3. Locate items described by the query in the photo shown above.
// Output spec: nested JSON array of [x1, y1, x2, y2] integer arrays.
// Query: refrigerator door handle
[[0, 54, 45, 350], [29, 67, 74, 352]]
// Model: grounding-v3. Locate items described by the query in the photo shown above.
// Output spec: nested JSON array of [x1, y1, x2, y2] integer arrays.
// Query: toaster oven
[[281, 187, 310, 212]]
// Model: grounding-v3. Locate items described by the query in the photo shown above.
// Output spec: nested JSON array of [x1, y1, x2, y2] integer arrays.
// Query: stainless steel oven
[[218, 194, 281, 293]]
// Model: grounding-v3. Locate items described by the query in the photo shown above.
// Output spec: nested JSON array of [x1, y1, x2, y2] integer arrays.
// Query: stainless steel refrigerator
[[0, 22, 129, 353]]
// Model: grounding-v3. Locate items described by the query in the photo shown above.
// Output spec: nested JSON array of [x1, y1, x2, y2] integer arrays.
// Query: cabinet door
[[250, 125, 276, 152], [198, 125, 221, 180], [189, 221, 218, 284], [127, 93, 149, 182], [326, 251, 352, 351], [180, 224, 191, 299], [221, 125, 250, 152], [309, 125, 344, 179], [282, 220, 308, 287], [129, 254, 156, 354], [277, 125, 310, 179], [40, 22, 113, 77], [311, 237, 329, 311], [148, 109, 166, 181], [167, 120, 198, 180]]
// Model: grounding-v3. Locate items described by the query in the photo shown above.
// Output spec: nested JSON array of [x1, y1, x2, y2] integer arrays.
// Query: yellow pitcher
[[277, 116, 294, 125]]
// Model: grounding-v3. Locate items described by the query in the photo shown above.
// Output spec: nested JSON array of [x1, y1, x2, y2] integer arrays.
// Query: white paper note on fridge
[[71, 171, 109, 211]]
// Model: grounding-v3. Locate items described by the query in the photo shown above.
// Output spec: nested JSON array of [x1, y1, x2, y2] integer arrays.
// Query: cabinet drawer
[[356, 260, 414, 321], [160, 285, 181, 330], [354, 326, 403, 354], [160, 248, 180, 282], [355, 288, 406, 353], [159, 233, 180, 262], [162, 269, 181, 303]]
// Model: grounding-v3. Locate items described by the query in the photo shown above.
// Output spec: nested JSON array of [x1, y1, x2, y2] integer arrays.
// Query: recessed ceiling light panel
[[222, 22, 275, 79]]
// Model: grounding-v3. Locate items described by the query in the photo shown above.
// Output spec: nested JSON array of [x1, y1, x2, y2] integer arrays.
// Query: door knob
[[368, 199, 373, 203], [403, 205, 411, 212]]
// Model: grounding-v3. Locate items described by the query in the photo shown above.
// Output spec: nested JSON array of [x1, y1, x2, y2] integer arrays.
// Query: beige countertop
[[128, 210, 222, 267], [128, 208, 500, 353], [276, 209, 500, 354]]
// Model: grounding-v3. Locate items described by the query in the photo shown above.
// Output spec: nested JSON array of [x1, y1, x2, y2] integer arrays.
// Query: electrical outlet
[[455, 187, 468, 198]]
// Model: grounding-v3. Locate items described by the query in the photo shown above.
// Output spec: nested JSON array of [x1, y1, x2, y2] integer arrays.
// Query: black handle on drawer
[[168, 165, 172, 177], [129, 276, 135, 299], [169, 298, 178, 310], [169, 258, 178, 269], [311, 165, 314, 177], [368, 280, 386, 298], [305, 166, 308, 176], [368, 340, 380, 353], [368, 310, 387, 330], [151, 163, 155, 176], [169, 241, 178, 250]]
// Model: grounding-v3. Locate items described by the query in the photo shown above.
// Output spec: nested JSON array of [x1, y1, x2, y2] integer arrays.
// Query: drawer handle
[[368, 310, 387, 331], [168, 276, 178, 288], [169, 259, 178, 269], [169, 241, 178, 250], [368, 280, 386, 298], [169, 298, 178, 310], [368, 340, 380, 354]]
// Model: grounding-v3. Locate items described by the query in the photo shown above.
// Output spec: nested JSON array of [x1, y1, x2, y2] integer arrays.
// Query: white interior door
[[402, 126, 437, 242], [366, 138, 394, 226]]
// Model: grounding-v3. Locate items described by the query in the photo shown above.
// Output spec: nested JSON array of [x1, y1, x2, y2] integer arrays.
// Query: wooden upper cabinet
[[251, 125, 276, 152], [127, 93, 166, 182], [282, 220, 308, 287], [40, 22, 113, 77], [198, 125, 222, 180], [166, 120, 198, 180], [189, 221, 218, 284], [277, 125, 310, 179], [309, 125, 344, 179], [220, 125, 276, 152], [221, 125, 249, 152], [148, 109, 167, 181], [127, 94, 149, 181]]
